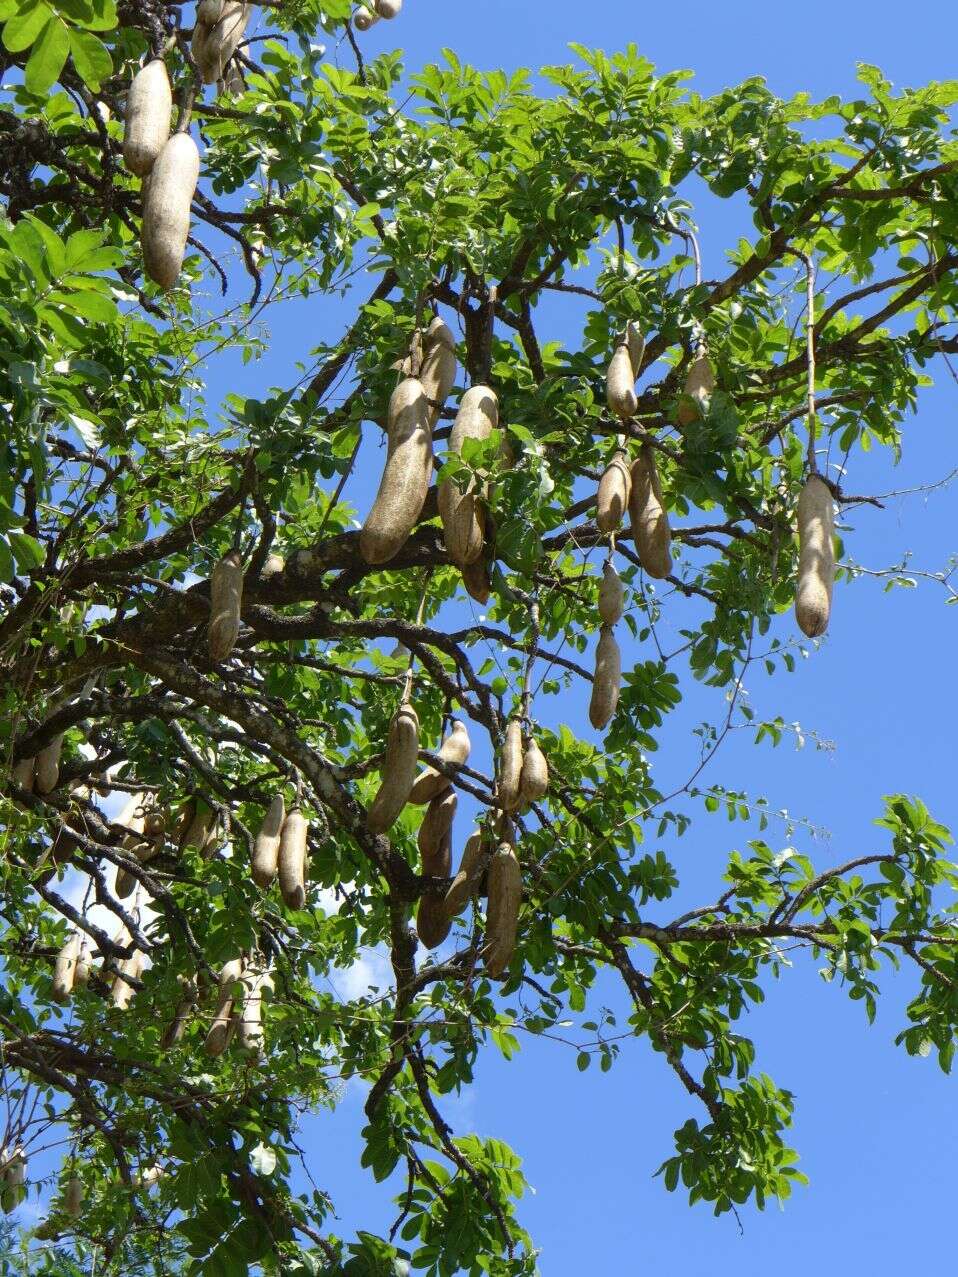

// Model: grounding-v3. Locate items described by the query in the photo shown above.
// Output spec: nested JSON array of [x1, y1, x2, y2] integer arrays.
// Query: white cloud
[[311, 884, 394, 1000], [329, 948, 392, 1000]]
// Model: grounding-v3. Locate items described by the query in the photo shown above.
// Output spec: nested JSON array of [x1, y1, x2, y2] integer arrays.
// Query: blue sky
[[278, 2, 958, 1272], [15, 1, 958, 1268]]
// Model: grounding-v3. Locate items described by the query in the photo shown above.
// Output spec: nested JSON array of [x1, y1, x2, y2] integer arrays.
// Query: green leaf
[[57, 0, 115, 26], [63, 227, 108, 269], [22, 213, 66, 276], [10, 219, 50, 284], [2, 0, 52, 52], [80, 0, 117, 29], [47, 286, 116, 324], [9, 531, 45, 571], [496, 515, 541, 576], [23, 14, 69, 93], [37, 303, 89, 348], [67, 25, 110, 88], [0, 539, 14, 584]]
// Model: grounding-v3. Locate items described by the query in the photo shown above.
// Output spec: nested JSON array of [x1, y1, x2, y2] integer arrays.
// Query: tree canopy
[[1, 1, 958, 1273]]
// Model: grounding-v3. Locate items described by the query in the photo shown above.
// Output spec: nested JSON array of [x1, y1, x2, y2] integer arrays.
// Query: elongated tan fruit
[[795, 475, 835, 637], [208, 549, 243, 662], [262, 553, 285, 576], [64, 1177, 83, 1217], [416, 891, 451, 949], [162, 806, 208, 868], [114, 796, 149, 899], [444, 829, 486, 919], [12, 756, 35, 792], [111, 949, 144, 1011], [194, 2, 250, 84], [115, 858, 141, 901], [423, 315, 455, 351], [354, 4, 380, 27], [417, 828, 453, 949], [51, 933, 81, 1003], [123, 59, 172, 177], [113, 791, 147, 832], [252, 792, 285, 888], [1, 1148, 26, 1212], [73, 940, 91, 989], [172, 797, 193, 842], [484, 843, 522, 979], [213, 3, 251, 68], [607, 341, 637, 419], [596, 450, 631, 534], [117, 805, 166, 897], [461, 556, 491, 604], [179, 798, 214, 851], [417, 814, 454, 949], [119, 837, 160, 899], [3, 1148, 25, 1184], [498, 720, 523, 812], [50, 823, 80, 863], [376, 0, 401, 13], [196, 0, 225, 21], [204, 958, 243, 1056], [160, 976, 198, 1050], [519, 738, 549, 805], [278, 808, 308, 909], [598, 561, 624, 625], [418, 789, 457, 860], [142, 133, 200, 289], [203, 814, 221, 858], [143, 809, 167, 839], [421, 811, 452, 879], [367, 703, 420, 833], [420, 316, 457, 426], [589, 625, 622, 730], [192, 18, 213, 71], [360, 377, 433, 564], [439, 386, 498, 566], [630, 445, 672, 579], [626, 321, 645, 372], [35, 744, 67, 802], [222, 60, 246, 96], [237, 964, 273, 1057], [677, 351, 715, 426], [409, 719, 471, 804], [35, 735, 63, 795]]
